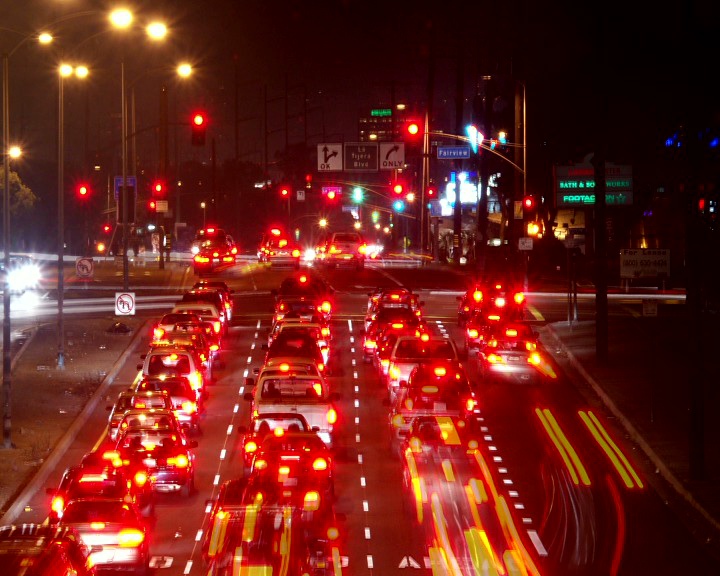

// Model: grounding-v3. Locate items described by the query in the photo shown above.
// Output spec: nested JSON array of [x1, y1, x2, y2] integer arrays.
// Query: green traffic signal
[[352, 187, 364, 203]]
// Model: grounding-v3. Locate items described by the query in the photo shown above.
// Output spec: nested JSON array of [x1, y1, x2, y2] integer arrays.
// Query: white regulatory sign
[[518, 237, 533, 251], [75, 257, 94, 278], [115, 292, 136, 316], [317, 143, 343, 171]]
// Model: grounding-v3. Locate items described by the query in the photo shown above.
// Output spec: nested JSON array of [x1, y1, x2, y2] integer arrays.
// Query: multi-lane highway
[[9, 260, 716, 575]]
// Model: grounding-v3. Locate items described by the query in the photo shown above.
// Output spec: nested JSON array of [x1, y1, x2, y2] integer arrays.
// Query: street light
[[57, 62, 89, 369], [109, 8, 168, 291], [200, 201, 206, 227]]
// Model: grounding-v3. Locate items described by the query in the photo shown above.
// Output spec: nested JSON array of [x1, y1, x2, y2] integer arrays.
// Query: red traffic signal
[[279, 185, 291, 199], [148, 199, 157, 212], [426, 184, 437, 198], [523, 195, 536, 210], [405, 120, 421, 138], [77, 184, 90, 198], [392, 182, 404, 196], [102, 223, 112, 234], [191, 112, 207, 146], [152, 181, 165, 196]]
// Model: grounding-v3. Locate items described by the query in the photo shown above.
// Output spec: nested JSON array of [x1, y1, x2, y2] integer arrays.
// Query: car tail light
[[487, 339, 499, 348], [494, 297, 506, 308], [213, 321, 222, 334], [389, 365, 400, 380], [514, 292, 525, 305], [433, 366, 447, 377], [181, 401, 197, 413], [321, 327, 330, 337], [212, 251, 220, 258], [505, 328, 518, 337], [487, 353, 504, 364], [102, 451, 122, 467], [244, 440, 258, 454], [329, 245, 340, 254], [222, 255, 234, 263], [327, 408, 338, 425], [210, 344, 219, 352], [472, 290, 483, 303], [153, 327, 165, 340], [90, 522, 106, 530], [320, 301, 332, 313], [225, 301, 232, 310], [528, 352, 542, 366], [312, 457, 328, 471], [364, 339, 377, 349], [488, 314, 501, 322], [134, 401, 147, 409], [134, 470, 149, 487], [188, 371, 203, 391], [467, 328, 479, 339], [51, 495, 65, 514], [168, 454, 189, 468], [391, 323, 404, 330], [391, 413, 406, 428], [194, 255, 210, 263], [118, 528, 145, 547], [279, 363, 290, 372], [304, 490, 320, 511], [525, 341, 537, 351], [358, 243, 368, 255], [466, 398, 477, 412], [254, 458, 267, 470], [231, 246, 238, 255], [420, 333, 430, 342], [381, 359, 390, 369], [292, 249, 301, 257], [318, 362, 325, 372]]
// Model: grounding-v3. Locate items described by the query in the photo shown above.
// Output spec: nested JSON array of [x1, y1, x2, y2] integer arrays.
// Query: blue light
[[710, 137, 719, 148], [665, 137, 674, 147], [393, 200, 405, 213]]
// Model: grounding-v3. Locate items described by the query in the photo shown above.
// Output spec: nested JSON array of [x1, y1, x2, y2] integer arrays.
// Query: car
[[57, 497, 149, 575], [0, 523, 97, 576], [150, 312, 204, 342], [387, 361, 479, 453], [385, 334, 461, 401], [258, 227, 302, 269], [317, 231, 367, 270], [180, 287, 232, 325], [247, 428, 334, 499], [134, 375, 203, 433], [191, 227, 237, 275], [268, 322, 331, 365], [136, 346, 208, 399], [192, 279, 234, 320], [148, 332, 215, 382], [46, 449, 154, 524], [262, 330, 327, 374], [111, 419, 198, 497], [105, 389, 174, 442], [171, 301, 227, 339], [365, 287, 424, 331], [363, 307, 427, 362], [244, 373, 338, 447], [272, 272, 335, 316], [476, 321, 546, 385], [457, 279, 526, 328], [0, 254, 41, 294], [236, 412, 315, 476]]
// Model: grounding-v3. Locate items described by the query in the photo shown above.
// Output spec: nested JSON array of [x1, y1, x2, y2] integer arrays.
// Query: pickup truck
[[385, 335, 461, 402], [243, 373, 339, 447]]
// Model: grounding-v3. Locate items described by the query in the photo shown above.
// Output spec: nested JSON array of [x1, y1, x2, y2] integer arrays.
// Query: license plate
[[507, 355, 521, 363], [143, 458, 156, 467]]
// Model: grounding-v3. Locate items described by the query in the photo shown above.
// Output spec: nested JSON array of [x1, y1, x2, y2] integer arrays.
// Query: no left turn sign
[[115, 292, 136, 316]]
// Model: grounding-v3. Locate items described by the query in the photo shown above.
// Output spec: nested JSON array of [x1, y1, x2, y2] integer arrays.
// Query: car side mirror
[[261, 343, 268, 350], [243, 392, 253, 401], [245, 377, 255, 387], [252, 367, 260, 375], [136, 364, 143, 370], [236, 425, 247, 434], [330, 392, 341, 402]]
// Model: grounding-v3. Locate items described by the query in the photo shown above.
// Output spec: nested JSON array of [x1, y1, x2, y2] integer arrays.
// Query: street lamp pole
[[121, 58, 130, 291], [57, 68, 65, 368], [2, 52, 12, 447]]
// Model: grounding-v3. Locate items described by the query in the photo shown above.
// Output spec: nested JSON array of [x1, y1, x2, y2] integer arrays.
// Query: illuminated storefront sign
[[554, 163, 633, 206]]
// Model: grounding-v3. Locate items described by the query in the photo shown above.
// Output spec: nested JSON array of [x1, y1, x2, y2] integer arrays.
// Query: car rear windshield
[[394, 339, 456, 360]]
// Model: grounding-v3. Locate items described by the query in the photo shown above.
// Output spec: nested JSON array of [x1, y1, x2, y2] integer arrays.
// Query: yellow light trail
[[535, 408, 591, 486]]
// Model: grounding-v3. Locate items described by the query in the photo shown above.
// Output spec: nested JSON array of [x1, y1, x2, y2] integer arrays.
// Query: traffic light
[[522, 195, 536, 216], [102, 223, 112, 235], [426, 184, 437, 199], [279, 184, 291, 199], [405, 120, 421, 140], [148, 199, 157, 213], [191, 112, 206, 146], [392, 182, 404, 196], [77, 183, 90, 199], [392, 199, 406, 213], [152, 180, 165, 197], [305, 173, 313, 190], [352, 187, 364, 203]]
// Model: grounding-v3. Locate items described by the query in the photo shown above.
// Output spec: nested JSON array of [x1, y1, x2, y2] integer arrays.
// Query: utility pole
[[476, 76, 492, 274], [452, 50, 464, 263]]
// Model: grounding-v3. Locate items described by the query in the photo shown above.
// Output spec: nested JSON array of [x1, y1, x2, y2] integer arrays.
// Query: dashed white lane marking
[[354, 399, 359, 408], [357, 454, 363, 464], [360, 477, 366, 487], [251, 343, 256, 350], [355, 434, 361, 443], [528, 530, 549, 556], [355, 417, 360, 424], [367, 556, 374, 569], [194, 530, 203, 542], [220, 449, 226, 460], [183, 560, 192, 574], [363, 501, 369, 512], [246, 356, 252, 363], [213, 474, 221, 485], [226, 425, 233, 435], [365, 527, 371, 539], [233, 404, 239, 413]]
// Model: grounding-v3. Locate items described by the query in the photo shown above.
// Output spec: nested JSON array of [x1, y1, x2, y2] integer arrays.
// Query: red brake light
[[327, 407, 337, 424], [433, 366, 447, 377], [472, 290, 483, 303]]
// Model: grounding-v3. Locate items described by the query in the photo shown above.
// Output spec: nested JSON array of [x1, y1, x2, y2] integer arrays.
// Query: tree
[[0, 167, 37, 216]]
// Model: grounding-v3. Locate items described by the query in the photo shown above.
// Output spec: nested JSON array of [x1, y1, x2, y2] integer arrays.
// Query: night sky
[[1, 0, 718, 246]]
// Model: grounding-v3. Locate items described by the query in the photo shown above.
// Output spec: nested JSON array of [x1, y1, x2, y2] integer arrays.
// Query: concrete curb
[[0, 318, 150, 525], [544, 322, 720, 534]]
